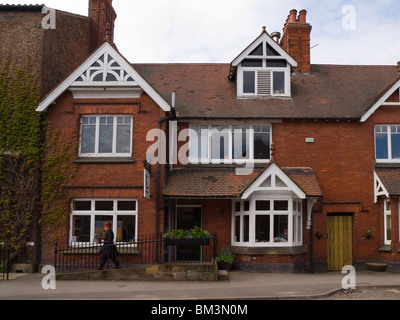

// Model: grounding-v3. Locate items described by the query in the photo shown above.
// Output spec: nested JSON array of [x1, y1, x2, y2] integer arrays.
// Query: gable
[[241, 163, 306, 200], [229, 32, 297, 80], [361, 78, 400, 122], [36, 42, 171, 112]]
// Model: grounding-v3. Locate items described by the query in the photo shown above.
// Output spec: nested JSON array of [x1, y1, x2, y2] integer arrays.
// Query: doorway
[[327, 213, 353, 271], [176, 202, 202, 261]]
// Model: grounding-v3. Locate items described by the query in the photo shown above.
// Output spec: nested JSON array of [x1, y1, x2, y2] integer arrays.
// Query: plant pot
[[366, 262, 387, 272], [165, 238, 210, 246], [217, 261, 233, 271]]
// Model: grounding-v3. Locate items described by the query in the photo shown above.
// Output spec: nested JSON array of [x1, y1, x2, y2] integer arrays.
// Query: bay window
[[71, 199, 137, 244], [189, 124, 271, 163], [80, 115, 132, 157], [232, 196, 303, 247]]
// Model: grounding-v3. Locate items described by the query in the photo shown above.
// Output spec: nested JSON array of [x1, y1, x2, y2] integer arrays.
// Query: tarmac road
[[1, 270, 400, 300]]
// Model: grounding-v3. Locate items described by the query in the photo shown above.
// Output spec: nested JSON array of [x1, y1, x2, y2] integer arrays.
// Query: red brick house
[[37, 5, 400, 273]]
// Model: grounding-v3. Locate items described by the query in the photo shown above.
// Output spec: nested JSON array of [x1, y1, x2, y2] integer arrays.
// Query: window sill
[[73, 157, 135, 164], [229, 245, 307, 256], [375, 162, 400, 168], [378, 245, 392, 253]]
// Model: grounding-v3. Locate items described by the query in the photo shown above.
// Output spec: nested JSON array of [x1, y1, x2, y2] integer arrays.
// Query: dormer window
[[230, 30, 297, 99]]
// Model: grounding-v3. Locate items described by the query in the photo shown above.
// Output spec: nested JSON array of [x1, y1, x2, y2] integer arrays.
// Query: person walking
[[98, 222, 121, 270]]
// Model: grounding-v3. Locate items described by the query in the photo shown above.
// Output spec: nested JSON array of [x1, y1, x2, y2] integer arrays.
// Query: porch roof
[[163, 166, 322, 199], [375, 167, 400, 196]]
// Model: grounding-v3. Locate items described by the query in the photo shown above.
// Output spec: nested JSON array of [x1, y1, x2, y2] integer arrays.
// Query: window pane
[[266, 43, 279, 56], [254, 128, 270, 160], [256, 215, 270, 242], [232, 125, 250, 159], [117, 200, 136, 211], [243, 215, 250, 242], [116, 215, 136, 242], [211, 126, 229, 160], [273, 71, 285, 94], [73, 200, 92, 211], [190, 125, 208, 160], [386, 215, 392, 241], [244, 201, 250, 211], [81, 118, 96, 153], [243, 71, 255, 94], [95, 201, 114, 211], [266, 59, 287, 68], [242, 59, 263, 67], [99, 117, 114, 153], [116, 118, 131, 153], [274, 201, 289, 211], [234, 216, 241, 242], [376, 132, 388, 159], [250, 43, 263, 56], [392, 130, 400, 159], [72, 215, 91, 242], [94, 215, 113, 240], [274, 215, 288, 242], [235, 202, 241, 212], [256, 200, 270, 211]]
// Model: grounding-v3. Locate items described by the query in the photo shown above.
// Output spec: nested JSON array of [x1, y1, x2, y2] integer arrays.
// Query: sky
[[2, 0, 400, 65]]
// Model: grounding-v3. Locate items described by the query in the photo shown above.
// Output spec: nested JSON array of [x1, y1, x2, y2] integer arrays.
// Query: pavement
[[1, 270, 400, 300]]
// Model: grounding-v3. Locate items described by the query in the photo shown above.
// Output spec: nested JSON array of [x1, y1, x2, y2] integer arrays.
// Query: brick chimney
[[280, 9, 312, 74], [89, 0, 117, 50]]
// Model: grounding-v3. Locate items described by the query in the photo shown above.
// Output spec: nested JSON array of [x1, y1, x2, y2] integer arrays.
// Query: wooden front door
[[327, 214, 353, 271]]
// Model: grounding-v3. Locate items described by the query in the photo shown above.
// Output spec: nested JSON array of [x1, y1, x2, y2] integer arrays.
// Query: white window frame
[[70, 199, 138, 245], [375, 125, 400, 163], [231, 194, 303, 248], [79, 115, 133, 157], [236, 40, 292, 98], [189, 124, 272, 164], [238, 65, 291, 98], [384, 199, 392, 245]]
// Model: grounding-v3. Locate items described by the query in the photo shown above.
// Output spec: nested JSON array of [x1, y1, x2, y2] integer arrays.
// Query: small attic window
[[250, 44, 263, 56], [266, 43, 280, 56]]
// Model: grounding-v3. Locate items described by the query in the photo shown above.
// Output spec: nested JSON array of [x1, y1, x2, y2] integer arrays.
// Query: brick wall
[[0, 9, 92, 97], [40, 90, 169, 265]]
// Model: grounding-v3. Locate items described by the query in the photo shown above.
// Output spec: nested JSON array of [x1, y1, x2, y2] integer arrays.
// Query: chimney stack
[[89, 0, 117, 50], [280, 9, 312, 74]]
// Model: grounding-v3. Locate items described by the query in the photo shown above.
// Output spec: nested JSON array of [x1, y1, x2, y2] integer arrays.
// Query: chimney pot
[[271, 31, 281, 43], [289, 9, 297, 22], [298, 9, 307, 23], [262, 26, 267, 34]]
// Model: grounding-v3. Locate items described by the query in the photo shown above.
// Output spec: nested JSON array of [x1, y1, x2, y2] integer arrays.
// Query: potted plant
[[216, 247, 236, 271], [363, 230, 373, 239], [164, 226, 211, 245]]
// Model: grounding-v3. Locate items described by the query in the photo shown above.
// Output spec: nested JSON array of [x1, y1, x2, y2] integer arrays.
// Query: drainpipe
[[155, 93, 176, 262]]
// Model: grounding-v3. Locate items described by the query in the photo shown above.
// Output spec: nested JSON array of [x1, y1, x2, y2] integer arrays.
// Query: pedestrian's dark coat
[[101, 229, 119, 258]]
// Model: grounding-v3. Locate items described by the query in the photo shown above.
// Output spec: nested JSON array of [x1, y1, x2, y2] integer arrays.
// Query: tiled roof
[[0, 4, 45, 11], [163, 166, 322, 199], [375, 167, 400, 196], [133, 63, 398, 120]]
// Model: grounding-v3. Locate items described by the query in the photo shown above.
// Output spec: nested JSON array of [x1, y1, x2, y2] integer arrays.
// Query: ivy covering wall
[[0, 59, 73, 267]]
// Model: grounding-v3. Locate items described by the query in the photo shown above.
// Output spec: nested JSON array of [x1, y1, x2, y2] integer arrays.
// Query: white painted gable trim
[[374, 171, 389, 203], [36, 42, 171, 112], [360, 78, 400, 122], [241, 163, 306, 200], [231, 33, 298, 68]]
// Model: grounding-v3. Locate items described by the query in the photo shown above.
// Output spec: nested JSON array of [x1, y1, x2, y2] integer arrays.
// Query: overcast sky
[[3, 0, 400, 65]]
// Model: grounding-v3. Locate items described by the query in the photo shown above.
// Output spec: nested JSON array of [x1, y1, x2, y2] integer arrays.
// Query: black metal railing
[[54, 233, 218, 273], [0, 244, 11, 280]]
